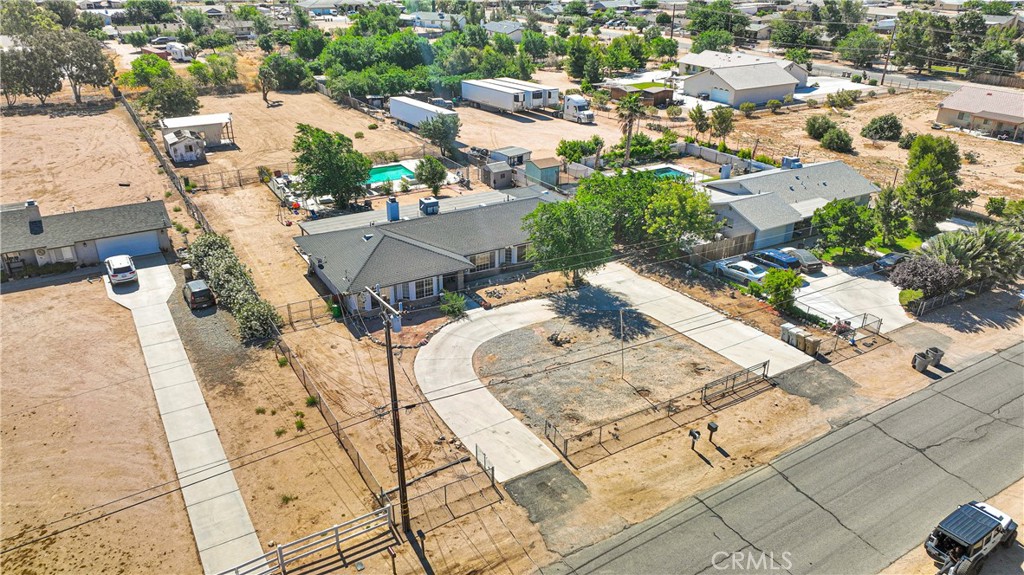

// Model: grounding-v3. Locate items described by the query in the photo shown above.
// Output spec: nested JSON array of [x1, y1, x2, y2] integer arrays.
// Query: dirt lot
[[0, 107, 172, 212], [178, 91, 424, 176], [0, 279, 201, 575], [476, 307, 740, 434], [880, 479, 1024, 575], [730, 91, 1024, 202], [454, 95, 655, 161]]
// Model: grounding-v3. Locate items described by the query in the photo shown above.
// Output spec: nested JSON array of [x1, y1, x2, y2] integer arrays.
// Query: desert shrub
[[754, 154, 780, 167], [898, 131, 918, 149], [899, 288, 924, 307], [188, 233, 282, 340], [888, 86, 897, 95], [963, 150, 979, 164], [739, 102, 755, 117], [821, 127, 854, 152], [767, 99, 782, 113], [368, 123, 378, 130], [867, 90, 876, 98], [439, 291, 466, 318], [868, 78, 878, 86], [736, 148, 752, 159], [861, 113, 903, 141], [805, 114, 838, 140], [805, 98, 819, 108], [783, 94, 794, 104], [851, 74, 862, 83], [986, 197, 1007, 217], [826, 90, 855, 109], [354, 131, 364, 139], [666, 105, 682, 118]]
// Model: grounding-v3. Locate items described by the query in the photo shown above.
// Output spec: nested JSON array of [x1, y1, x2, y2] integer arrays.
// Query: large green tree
[[555, 135, 604, 165], [43, 0, 77, 28], [689, 103, 710, 139], [418, 113, 461, 157], [139, 75, 200, 118], [291, 124, 371, 206], [575, 171, 659, 243], [811, 198, 874, 254], [0, 0, 59, 36], [523, 199, 614, 285], [644, 181, 720, 252], [291, 28, 327, 60], [687, 0, 750, 36], [415, 156, 449, 197], [874, 186, 910, 246], [51, 30, 115, 103], [691, 29, 733, 54], [950, 11, 987, 71], [819, 0, 865, 42], [836, 25, 883, 67], [121, 53, 173, 86]]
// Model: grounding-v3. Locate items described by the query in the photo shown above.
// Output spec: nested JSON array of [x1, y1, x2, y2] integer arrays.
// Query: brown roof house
[[936, 85, 1024, 141]]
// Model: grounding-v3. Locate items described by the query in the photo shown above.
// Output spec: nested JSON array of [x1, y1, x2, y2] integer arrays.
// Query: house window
[[516, 244, 528, 262], [470, 252, 494, 272], [957, 112, 968, 121], [504, 247, 513, 264], [415, 278, 434, 299], [982, 118, 989, 125]]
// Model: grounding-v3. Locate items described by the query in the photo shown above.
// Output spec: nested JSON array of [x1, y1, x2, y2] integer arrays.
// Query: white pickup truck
[[925, 501, 1017, 575]]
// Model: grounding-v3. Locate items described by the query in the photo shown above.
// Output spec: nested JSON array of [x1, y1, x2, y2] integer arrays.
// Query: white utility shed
[[159, 113, 234, 146]]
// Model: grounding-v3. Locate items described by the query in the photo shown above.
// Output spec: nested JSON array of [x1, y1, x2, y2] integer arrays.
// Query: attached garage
[[1, 200, 172, 276], [96, 230, 162, 260], [710, 88, 731, 104]]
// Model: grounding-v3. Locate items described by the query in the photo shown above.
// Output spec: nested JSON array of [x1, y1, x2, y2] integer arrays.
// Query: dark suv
[[183, 279, 216, 310], [747, 249, 801, 272]]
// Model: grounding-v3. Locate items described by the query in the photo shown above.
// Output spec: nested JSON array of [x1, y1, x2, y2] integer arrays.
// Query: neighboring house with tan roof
[[936, 85, 1024, 141]]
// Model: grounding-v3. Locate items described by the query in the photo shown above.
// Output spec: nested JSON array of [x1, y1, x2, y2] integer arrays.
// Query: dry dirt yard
[[730, 90, 1024, 202], [0, 106, 172, 212], [454, 96, 655, 160], [179, 91, 424, 175], [0, 279, 201, 575]]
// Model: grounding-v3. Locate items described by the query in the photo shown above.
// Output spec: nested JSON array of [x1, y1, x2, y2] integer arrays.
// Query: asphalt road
[[545, 343, 1024, 575], [812, 63, 963, 93]]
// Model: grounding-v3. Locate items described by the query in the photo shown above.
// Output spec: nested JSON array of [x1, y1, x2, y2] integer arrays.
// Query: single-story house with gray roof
[[706, 161, 878, 248], [682, 62, 798, 106], [1, 200, 172, 276], [483, 20, 523, 42], [294, 196, 557, 313]]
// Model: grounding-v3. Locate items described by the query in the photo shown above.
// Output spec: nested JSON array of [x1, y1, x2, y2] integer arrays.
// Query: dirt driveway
[[0, 107, 172, 213], [0, 278, 201, 574]]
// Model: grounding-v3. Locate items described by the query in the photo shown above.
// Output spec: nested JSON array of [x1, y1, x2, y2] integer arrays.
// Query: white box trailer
[[388, 96, 457, 128], [481, 78, 545, 110], [166, 42, 191, 62], [460, 79, 525, 113], [493, 77, 560, 108]]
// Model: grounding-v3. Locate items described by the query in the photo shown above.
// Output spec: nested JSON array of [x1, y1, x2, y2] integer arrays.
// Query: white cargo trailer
[[481, 79, 546, 110], [388, 96, 458, 128], [460, 79, 526, 113], [493, 77, 560, 108], [166, 42, 192, 62]]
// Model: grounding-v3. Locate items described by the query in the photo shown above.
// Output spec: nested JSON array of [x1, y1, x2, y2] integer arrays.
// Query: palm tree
[[617, 93, 644, 166], [920, 225, 1024, 285]]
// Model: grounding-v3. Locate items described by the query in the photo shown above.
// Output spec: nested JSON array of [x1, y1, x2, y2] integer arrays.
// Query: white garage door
[[710, 88, 731, 104], [96, 231, 161, 260]]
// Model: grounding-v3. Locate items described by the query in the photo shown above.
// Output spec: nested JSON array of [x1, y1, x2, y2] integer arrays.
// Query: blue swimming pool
[[651, 166, 690, 179], [366, 164, 414, 184]]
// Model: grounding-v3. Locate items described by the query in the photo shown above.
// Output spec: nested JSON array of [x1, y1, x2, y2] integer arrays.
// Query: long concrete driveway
[[794, 264, 915, 335], [106, 256, 263, 574], [546, 343, 1024, 574], [415, 263, 812, 483]]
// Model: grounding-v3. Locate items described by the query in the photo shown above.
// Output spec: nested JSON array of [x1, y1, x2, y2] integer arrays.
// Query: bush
[[277, 356, 289, 367], [306, 395, 319, 407], [851, 74, 862, 83], [898, 131, 918, 149], [963, 150, 979, 164], [354, 131, 364, 139], [861, 113, 903, 141], [805, 98, 819, 108], [666, 105, 683, 118], [868, 78, 878, 86], [867, 90, 876, 98], [826, 90, 855, 109], [188, 233, 283, 341], [805, 114, 838, 140], [899, 288, 924, 307], [888, 86, 897, 95], [257, 165, 272, 183], [889, 256, 961, 297], [767, 99, 782, 113], [739, 102, 755, 118], [367, 123, 378, 130], [439, 291, 466, 318], [736, 148, 752, 159], [986, 197, 1007, 217], [754, 154, 780, 167], [717, 141, 728, 153], [762, 268, 802, 310], [783, 94, 794, 104], [821, 127, 854, 153]]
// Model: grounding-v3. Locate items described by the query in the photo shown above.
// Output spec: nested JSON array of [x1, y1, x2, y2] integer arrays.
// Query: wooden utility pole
[[365, 287, 411, 535], [669, 4, 676, 39], [880, 21, 898, 86]]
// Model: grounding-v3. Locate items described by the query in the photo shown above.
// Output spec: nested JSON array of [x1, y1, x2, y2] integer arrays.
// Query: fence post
[[277, 545, 287, 575]]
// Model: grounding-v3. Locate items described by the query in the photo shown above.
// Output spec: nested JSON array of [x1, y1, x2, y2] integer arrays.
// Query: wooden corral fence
[[276, 296, 337, 332], [685, 234, 755, 265], [964, 73, 1024, 90]]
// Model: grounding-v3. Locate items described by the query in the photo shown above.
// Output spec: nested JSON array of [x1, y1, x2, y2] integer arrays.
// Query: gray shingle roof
[[707, 63, 799, 91], [725, 193, 801, 230], [483, 20, 523, 35], [295, 198, 546, 294], [1, 201, 171, 253]]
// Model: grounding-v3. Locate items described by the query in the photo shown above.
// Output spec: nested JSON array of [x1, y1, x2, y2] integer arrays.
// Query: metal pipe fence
[[908, 280, 994, 317], [406, 470, 503, 534]]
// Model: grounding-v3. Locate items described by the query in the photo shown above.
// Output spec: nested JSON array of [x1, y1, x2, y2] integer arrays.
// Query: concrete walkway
[[415, 263, 813, 483], [105, 256, 262, 575], [795, 264, 914, 335], [589, 263, 812, 376]]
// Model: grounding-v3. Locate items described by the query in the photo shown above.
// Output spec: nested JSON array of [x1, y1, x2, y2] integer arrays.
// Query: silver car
[[715, 260, 767, 285]]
